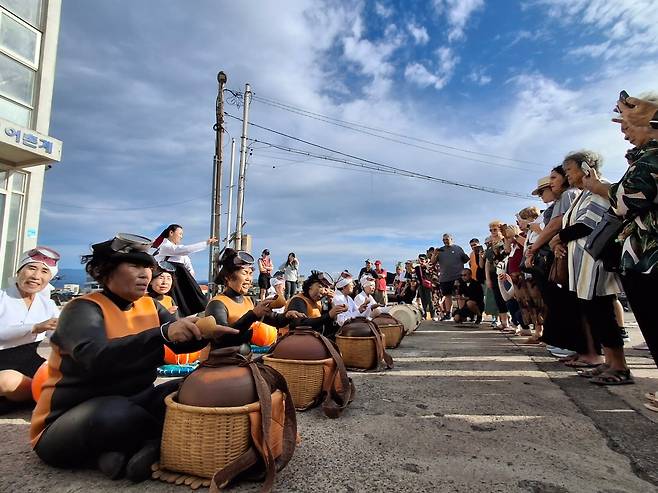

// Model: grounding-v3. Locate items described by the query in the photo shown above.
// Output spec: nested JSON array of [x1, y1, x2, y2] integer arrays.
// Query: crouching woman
[[30, 234, 238, 482]]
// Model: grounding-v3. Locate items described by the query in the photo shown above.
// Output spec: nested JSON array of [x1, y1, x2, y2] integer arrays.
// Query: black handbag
[[584, 210, 624, 272]]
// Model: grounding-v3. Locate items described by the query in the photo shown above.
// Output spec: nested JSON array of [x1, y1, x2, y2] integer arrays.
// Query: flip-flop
[[645, 402, 658, 413], [590, 368, 634, 386], [565, 360, 602, 368], [644, 392, 658, 404]]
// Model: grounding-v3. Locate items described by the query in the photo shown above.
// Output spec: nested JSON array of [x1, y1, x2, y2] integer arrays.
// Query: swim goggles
[[25, 247, 61, 267], [110, 233, 152, 253]]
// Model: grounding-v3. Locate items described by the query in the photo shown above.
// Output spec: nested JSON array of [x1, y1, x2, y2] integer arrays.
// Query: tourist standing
[[280, 252, 300, 299], [433, 234, 470, 321]]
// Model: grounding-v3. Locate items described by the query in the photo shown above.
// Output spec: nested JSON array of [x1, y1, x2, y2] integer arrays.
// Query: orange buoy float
[[250, 321, 278, 347], [163, 346, 202, 365], [31, 362, 49, 402]]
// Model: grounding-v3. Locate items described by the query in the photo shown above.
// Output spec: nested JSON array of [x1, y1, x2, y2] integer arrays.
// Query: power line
[[236, 125, 532, 199], [246, 92, 546, 168]]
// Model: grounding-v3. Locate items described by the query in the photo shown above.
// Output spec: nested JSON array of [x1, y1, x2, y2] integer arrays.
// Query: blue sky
[[40, 0, 658, 280]]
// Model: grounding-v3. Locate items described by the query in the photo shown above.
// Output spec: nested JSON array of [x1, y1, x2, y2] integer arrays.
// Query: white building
[[0, 0, 62, 287]]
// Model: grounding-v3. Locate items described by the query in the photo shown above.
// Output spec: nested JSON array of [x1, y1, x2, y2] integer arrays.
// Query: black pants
[[541, 283, 591, 354], [169, 262, 207, 317], [577, 294, 623, 350], [35, 380, 180, 469], [0, 341, 44, 377], [621, 269, 658, 367], [418, 285, 435, 318]]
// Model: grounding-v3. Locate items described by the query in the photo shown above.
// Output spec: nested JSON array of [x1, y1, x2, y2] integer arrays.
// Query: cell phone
[[581, 162, 592, 176], [619, 90, 635, 108]]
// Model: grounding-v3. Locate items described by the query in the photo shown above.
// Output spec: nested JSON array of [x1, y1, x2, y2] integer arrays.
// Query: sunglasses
[[25, 246, 61, 267], [110, 233, 152, 253]]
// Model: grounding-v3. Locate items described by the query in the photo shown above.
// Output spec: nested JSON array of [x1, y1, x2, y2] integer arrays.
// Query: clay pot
[[270, 330, 330, 360], [177, 361, 257, 407], [372, 314, 400, 327], [338, 318, 377, 337]]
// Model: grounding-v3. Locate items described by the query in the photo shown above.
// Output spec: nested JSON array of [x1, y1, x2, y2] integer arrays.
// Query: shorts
[[258, 273, 271, 290], [0, 342, 45, 378], [439, 281, 457, 296]]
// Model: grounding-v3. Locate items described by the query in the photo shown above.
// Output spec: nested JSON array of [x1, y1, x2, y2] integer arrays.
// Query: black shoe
[[620, 328, 630, 341], [125, 442, 159, 483], [474, 315, 482, 325], [98, 451, 127, 480]]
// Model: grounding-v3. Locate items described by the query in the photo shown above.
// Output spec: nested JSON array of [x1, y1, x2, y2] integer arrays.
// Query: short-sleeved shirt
[[551, 189, 579, 220], [436, 245, 469, 282]]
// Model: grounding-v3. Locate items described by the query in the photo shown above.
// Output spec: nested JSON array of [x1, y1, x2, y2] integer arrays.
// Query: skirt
[[484, 287, 499, 315], [0, 342, 45, 378], [169, 262, 207, 317]]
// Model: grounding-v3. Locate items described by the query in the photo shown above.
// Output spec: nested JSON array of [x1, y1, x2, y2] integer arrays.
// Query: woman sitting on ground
[[0, 248, 60, 414], [147, 261, 178, 316], [286, 271, 347, 338], [30, 234, 238, 482], [205, 249, 304, 350]]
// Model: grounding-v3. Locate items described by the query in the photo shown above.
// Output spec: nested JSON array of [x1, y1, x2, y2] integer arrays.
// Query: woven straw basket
[[262, 356, 331, 410], [335, 335, 382, 370], [160, 392, 258, 479], [378, 323, 404, 349]]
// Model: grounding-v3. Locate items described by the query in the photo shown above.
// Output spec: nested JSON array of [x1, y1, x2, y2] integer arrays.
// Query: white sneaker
[[432, 316, 439, 322]]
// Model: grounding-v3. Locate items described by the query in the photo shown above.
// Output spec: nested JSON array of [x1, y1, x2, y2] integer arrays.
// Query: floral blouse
[[609, 141, 658, 274]]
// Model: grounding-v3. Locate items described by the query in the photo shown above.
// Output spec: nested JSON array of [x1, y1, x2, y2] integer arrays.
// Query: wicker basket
[[335, 335, 379, 370], [378, 323, 404, 348], [263, 356, 331, 410], [160, 392, 258, 479]]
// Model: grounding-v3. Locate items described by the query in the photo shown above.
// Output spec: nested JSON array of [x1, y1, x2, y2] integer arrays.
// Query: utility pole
[[225, 138, 236, 250], [234, 83, 251, 250], [209, 71, 227, 294]]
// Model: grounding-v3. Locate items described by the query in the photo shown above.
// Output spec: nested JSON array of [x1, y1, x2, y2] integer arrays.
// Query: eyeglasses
[[25, 246, 60, 267], [110, 233, 152, 253], [157, 260, 176, 272]]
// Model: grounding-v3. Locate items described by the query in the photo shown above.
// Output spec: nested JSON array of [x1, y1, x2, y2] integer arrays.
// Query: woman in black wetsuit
[[30, 234, 238, 482], [205, 249, 304, 350], [286, 271, 347, 338]]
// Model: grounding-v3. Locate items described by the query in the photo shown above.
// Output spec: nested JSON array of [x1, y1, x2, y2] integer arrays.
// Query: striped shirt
[[563, 189, 621, 300]]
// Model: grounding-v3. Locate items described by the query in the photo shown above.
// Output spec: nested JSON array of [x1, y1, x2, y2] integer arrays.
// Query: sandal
[[565, 359, 602, 368], [578, 364, 610, 378], [590, 368, 634, 386], [644, 392, 658, 404], [558, 354, 579, 363], [645, 402, 658, 413]]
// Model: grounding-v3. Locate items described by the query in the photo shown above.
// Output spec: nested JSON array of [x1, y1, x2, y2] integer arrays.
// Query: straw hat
[[531, 176, 551, 196]]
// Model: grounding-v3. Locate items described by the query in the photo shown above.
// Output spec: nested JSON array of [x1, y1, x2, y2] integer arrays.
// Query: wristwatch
[[651, 109, 658, 130]]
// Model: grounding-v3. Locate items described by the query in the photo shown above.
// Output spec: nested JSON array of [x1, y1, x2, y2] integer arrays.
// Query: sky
[[40, 0, 658, 280]]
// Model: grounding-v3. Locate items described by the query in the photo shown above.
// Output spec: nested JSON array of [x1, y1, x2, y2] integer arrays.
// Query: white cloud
[[404, 46, 458, 90], [433, 0, 485, 42], [532, 0, 658, 59], [374, 1, 393, 18], [407, 22, 430, 45], [468, 68, 492, 86]]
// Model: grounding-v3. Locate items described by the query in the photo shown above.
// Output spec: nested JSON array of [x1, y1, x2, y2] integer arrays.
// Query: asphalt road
[[1, 320, 657, 493]]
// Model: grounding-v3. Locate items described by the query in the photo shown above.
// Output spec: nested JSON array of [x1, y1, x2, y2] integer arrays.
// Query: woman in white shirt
[[0, 248, 60, 411], [331, 276, 364, 326], [152, 224, 216, 316], [279, 252, 300, 299]]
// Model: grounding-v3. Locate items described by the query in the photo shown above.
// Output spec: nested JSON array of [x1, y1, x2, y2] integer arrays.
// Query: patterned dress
[[609, 141, 658, 274]]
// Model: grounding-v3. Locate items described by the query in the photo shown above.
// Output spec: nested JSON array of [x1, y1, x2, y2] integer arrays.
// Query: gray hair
[[562, 150, 603, 172]]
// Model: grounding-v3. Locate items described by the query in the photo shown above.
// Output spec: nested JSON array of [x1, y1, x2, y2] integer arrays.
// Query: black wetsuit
[[286, 295, 337, 338], [205, 288, 289, 348], [32, 289, 207, 468]]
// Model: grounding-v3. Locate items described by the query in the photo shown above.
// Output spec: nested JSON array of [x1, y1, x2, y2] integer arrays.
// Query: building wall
[[0, 0, 61, 286]]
